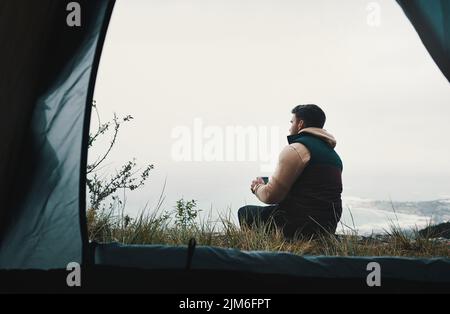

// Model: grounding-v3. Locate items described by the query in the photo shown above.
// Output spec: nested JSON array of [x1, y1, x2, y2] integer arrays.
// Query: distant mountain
[[343, 197, 450, 223], [339, 197, 450, 235]]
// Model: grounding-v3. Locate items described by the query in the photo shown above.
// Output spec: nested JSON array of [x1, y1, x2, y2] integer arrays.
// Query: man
[[238, 104, 343, 239]]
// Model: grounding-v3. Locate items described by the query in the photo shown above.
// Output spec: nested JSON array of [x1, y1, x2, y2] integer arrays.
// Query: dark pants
[[238, 204, 338, 239], [237, 205, 280, 229]]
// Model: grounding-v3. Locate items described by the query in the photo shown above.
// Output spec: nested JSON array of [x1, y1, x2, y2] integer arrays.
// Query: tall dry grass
[[87, 202, 450, 258]]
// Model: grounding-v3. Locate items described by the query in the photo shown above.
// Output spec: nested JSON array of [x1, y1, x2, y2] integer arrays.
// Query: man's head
[[289, 104, 326, 135]]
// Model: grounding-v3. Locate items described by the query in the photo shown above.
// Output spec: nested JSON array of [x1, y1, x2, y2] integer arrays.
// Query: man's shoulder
[[281, 143, 310, 164]]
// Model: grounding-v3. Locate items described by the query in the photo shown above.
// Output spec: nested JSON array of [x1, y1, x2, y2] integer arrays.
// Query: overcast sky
[[92, 0, 450, 217]]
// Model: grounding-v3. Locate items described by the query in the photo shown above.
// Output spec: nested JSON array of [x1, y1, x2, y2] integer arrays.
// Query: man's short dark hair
[[291, 104, 326, 128]]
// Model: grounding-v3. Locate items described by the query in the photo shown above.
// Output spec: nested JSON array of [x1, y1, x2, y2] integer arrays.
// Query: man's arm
[[252, 143, 310, 204]]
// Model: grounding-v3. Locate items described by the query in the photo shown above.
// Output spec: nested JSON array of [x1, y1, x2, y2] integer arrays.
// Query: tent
[[0, 0, 449, 293], [397, 0, 450, 82]]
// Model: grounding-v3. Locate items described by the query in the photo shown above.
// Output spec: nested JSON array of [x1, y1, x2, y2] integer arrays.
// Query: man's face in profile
[[289, 114, 303, 135]]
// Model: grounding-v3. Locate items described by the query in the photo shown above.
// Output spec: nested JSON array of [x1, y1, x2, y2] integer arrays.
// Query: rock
[[419, 222, 450, 239]]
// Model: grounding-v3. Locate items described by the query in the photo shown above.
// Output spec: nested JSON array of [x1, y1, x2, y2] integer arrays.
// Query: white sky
[[92, 0, 450, 217]]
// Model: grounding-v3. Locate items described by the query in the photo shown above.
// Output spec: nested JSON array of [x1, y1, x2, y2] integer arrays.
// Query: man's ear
[[298, 120, 305, 132]]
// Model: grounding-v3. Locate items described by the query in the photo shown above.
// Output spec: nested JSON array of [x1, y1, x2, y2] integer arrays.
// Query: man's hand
[[250, 177, 265, 194]]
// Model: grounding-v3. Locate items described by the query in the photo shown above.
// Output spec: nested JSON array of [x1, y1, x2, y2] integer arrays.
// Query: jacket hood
[[297, 127, 337, 148]]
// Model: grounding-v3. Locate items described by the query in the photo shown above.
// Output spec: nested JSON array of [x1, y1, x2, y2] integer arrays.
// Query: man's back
[[240, 104, 343, 240], [277, 129, 343, 238]]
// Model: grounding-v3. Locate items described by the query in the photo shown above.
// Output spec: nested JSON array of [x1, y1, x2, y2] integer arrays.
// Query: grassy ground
[[87, 204, 450, 258]]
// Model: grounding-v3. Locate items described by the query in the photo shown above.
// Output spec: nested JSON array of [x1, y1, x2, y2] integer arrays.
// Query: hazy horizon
[[91, 0, 450, 224]]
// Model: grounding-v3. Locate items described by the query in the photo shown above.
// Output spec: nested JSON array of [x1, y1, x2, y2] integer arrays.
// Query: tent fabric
[[0, 0, 115, 269], [397, 0, 450, 82], [0, 0, 449, 290], [95, 243, 450, 283], [0, 1, 61, 242]]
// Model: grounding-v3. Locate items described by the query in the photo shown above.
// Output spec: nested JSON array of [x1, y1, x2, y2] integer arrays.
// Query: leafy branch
[[87, 100, 153, 212]]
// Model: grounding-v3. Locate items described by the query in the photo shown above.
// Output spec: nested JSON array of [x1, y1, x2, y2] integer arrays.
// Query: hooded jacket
[[253, 127, 343, 237]]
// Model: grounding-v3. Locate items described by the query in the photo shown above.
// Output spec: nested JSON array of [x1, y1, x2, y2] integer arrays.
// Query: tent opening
[[88, 0, 450, 257]]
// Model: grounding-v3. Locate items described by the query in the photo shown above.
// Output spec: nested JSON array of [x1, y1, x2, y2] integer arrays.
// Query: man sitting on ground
[[238, 104, 343, 239]]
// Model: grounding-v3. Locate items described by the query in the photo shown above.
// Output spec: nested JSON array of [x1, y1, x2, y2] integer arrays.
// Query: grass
[[87, 203, 450, 258]]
